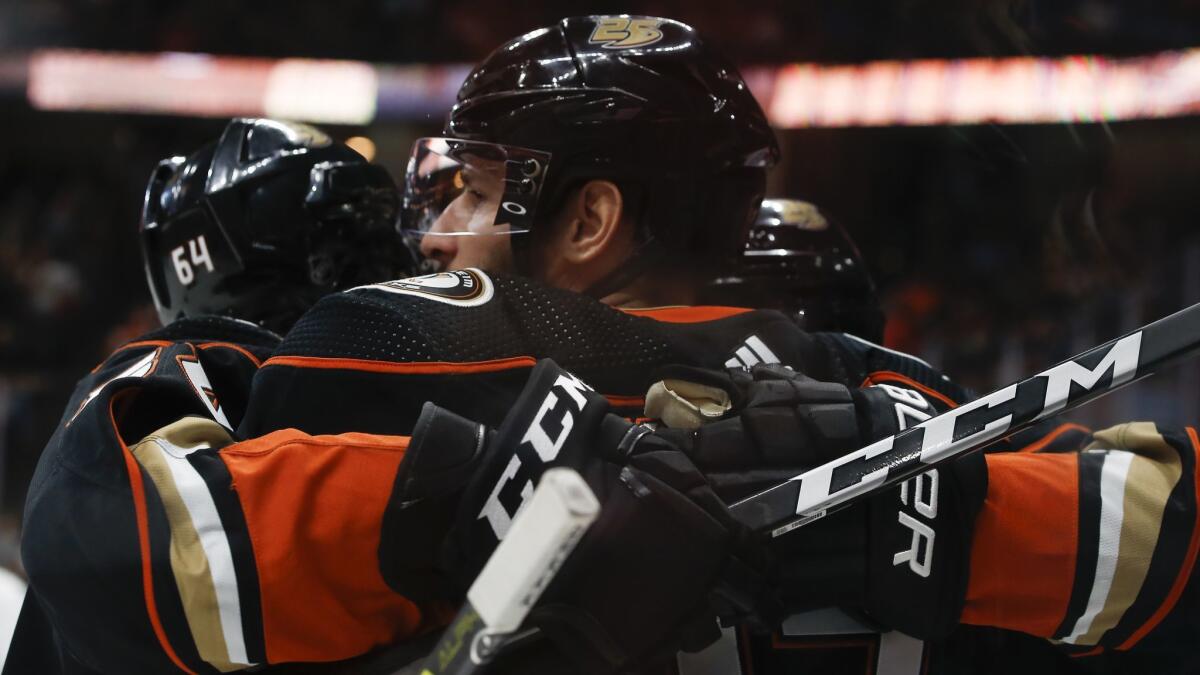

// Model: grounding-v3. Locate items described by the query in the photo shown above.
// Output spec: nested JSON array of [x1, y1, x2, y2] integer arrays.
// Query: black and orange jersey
[[238, 269, 963, 438], [14, 271, 1200, 674], [8, 316, 279, 675], [235, 270, 1200, 674], [956, 421, 1200, 673]]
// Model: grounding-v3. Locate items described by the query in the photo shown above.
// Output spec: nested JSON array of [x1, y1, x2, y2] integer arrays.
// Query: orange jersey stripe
[[1116, 427, 1200, 650], [113, 395, 198, 675], [262, 354, 537, 375], [961, 452, 1080, 637], [198, 341, 265, 367], [620, 305, 753, 323], [1016, 423, 1092, 454], [605, 394, 646, 408], [861, 370, 960, 409], [220, 429, 421, 663]]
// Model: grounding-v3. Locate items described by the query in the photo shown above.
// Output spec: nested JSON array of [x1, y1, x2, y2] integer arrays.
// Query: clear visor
[[400, 137, 551, 244]]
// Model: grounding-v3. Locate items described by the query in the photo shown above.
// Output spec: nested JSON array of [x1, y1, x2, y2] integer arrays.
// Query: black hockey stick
[[730, 300, 1200, 537], [396, 468, 599, 675]]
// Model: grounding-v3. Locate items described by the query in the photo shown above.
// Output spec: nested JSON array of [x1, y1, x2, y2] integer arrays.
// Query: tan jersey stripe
[[1078, 423, 1182, 645], [133, 424, 240, 672]]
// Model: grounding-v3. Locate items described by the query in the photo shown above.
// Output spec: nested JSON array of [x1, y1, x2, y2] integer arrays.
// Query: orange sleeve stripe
[[605, 394, 645, 408], [262, 354, 537, 375], [198, 342, 264, 367], [1116, 427, 1200, 650], [265, 355, 639, 406], [861, 370, 960, 408], [619, 305, 754, 323], [220, 429, 422, 663], [1016, 423, 1092, 453], [112, 395, 198, 675], [961, 452, 1079, 637]]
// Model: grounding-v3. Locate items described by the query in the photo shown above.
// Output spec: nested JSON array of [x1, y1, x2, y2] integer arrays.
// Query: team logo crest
[[588, 16, 664, 49], [779, 200, 828, 231], [353, 268, 495, 307]]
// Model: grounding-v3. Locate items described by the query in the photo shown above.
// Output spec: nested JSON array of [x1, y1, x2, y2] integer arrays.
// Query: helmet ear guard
[[306, 161, 399, 230]]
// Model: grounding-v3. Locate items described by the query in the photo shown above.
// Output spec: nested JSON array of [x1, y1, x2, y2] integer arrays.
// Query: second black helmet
[[141, 118, 408, 333]]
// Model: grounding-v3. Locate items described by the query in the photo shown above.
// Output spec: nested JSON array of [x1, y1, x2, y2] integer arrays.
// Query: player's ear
[[559, 179, 627, 265]]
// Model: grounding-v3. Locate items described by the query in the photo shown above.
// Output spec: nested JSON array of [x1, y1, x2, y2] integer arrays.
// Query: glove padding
[[648, 363, 902, 502], [650, 363, 987, 640], [382, 359, 770, 673]]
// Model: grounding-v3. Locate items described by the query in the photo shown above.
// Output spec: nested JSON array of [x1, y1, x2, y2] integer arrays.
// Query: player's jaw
[[418, 230, 517, 274]]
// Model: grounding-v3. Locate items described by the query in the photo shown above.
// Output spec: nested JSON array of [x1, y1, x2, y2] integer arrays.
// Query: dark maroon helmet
[[402, 16, 779, 286], [704, 199, 886, 342]]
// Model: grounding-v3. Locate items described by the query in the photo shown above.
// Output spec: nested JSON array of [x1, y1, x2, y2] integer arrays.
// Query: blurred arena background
[[4, 2, 1200, 654]]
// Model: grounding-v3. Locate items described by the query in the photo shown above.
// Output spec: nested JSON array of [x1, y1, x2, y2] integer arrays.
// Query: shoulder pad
[[815, 332, 970, 404]]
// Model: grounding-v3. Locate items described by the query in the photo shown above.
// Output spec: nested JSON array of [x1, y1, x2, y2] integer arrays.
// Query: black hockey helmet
[[140, 118, 408, 333], [401, 16, 779, 288], [703, 199, 886, 342]]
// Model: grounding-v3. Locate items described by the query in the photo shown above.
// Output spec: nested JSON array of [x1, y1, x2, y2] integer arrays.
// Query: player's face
[[402, 138, 549, 274], [418, 160, 517, 272]]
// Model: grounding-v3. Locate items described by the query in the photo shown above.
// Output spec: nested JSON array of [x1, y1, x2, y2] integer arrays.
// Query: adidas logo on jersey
[[724, 335, 780, 369]]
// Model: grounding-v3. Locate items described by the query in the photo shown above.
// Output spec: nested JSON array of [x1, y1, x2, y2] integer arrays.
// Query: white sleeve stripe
[[178, 359, 233, 431], [156, 438, 253, 666], [745, 335, 780, 364], [1063, 450, 1135, 644]]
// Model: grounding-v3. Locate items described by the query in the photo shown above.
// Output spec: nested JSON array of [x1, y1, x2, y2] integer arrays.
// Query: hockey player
[[4, 118, 408, 674], [703, 198, 887, 343], [5, 19, 978, 673], [15, 17, 1200, 675], [246, 17, 1197, 674]]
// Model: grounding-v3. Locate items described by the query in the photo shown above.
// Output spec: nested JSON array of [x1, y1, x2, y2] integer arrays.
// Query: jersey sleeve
[[960, 422, 1200, 657], [123, 418, 429, 672], [21, 323, 448, 673]]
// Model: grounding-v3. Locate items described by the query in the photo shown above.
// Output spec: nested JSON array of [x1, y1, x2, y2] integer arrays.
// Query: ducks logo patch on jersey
[[352, 268, 495, 307]]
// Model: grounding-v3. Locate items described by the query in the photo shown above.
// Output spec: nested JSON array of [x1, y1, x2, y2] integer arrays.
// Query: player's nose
[[420, 233, 456, 271]]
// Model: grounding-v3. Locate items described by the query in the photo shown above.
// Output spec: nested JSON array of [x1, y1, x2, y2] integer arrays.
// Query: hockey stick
[[399, 467, 600, 675], [730, 300, 1200, 537]]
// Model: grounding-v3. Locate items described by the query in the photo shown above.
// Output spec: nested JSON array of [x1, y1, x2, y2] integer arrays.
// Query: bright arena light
[[763, 50, 1200, 127], [22, 47, 1200, 127], [262, 59, 377, 125]]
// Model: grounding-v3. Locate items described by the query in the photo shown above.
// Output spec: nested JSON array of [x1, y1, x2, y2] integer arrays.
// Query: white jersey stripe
[[156, 437, 253, 666], [1064, 450, 1135, 644], [735, 346, 760, 368], [745, 335, 780, 364]]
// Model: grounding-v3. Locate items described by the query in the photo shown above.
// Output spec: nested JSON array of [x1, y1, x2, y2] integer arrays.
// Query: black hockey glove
[[381, 359, 771, 674], [648, 363, 987, 641]]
